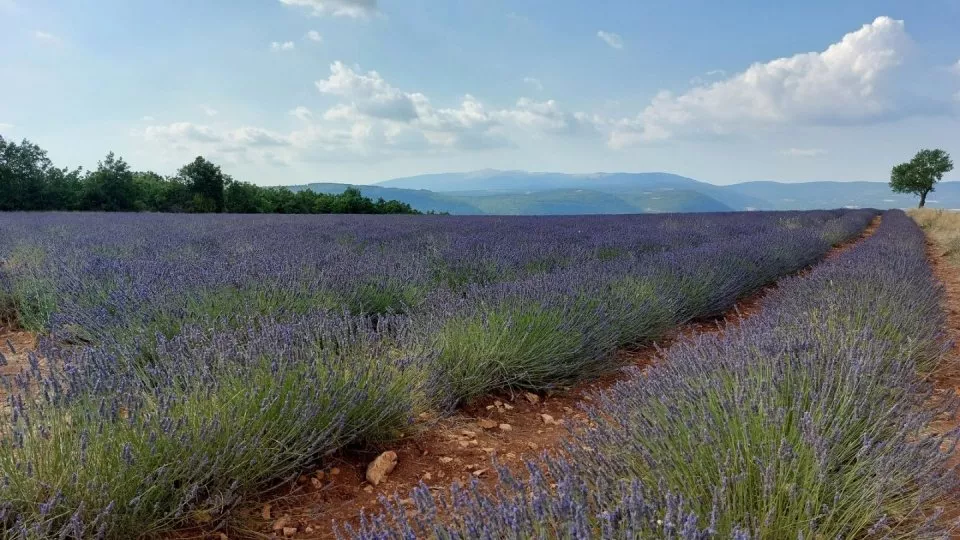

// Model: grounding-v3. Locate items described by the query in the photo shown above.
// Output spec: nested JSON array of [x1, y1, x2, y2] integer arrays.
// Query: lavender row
[[346, 210, 958, 539], [0, 210, 874, 537], [0, 210, 866, 341]]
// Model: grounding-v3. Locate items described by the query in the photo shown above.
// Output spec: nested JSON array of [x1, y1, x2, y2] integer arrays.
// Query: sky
[[1, 0, 959, 186]]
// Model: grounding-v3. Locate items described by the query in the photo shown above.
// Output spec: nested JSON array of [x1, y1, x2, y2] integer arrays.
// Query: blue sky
[[1, 0, 959, 186]]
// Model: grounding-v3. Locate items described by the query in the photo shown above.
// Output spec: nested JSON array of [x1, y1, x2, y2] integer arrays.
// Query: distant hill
[[723, 181, 960, 210], [291, 182, 733, 215], [460, 188, 732, 215], [288, 183, 481, 214], [378, 170, 766, 210], [290, 171, 960, 215]]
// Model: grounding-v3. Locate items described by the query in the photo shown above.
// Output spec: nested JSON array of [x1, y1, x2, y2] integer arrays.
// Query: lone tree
[[890, 149, 953, 208]]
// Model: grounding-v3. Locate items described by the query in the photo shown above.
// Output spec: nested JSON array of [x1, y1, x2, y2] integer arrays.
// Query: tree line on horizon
[[0, 135, 421, 215]]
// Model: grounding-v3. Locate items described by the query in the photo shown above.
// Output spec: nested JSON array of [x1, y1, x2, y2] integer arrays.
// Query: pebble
[[499, 423, 512, 432], [366, 451, 398, 486], [272, 515, 290, 532]]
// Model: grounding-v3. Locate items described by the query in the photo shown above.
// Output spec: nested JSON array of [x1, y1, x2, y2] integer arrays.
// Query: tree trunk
[[919, 191, 927, 208]]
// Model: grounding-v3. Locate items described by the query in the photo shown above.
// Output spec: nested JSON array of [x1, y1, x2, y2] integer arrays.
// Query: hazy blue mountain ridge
[[290, 170, 960, 215]]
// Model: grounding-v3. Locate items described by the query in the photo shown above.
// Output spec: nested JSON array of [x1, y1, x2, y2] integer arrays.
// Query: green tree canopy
[[0, 136, 83, 211], [82, 152, 137, 211], [0, 136, 419, 214], [890, 148, 954, 208], [178, 156, 229, 213], [0, 136, 419, 215]]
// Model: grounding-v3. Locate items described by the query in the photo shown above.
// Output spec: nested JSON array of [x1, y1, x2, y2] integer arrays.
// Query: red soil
[[923, 237, 960, 526], [0, 326, 37, 401]]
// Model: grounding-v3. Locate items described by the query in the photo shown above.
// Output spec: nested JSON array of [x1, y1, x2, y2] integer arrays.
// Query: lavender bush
[[0, 210, 875, 537], [1, 312, 433, 537], [347, 210, 958, 539]]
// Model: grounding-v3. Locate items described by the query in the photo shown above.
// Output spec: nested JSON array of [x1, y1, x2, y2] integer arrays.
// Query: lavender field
[[0, 209, 955, 538], [351, 210, 959, 539]]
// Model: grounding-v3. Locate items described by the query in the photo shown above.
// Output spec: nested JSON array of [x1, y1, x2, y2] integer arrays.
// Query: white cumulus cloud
[[497, 98, 600, 135], [305, 30, 323, 42], [610, 16, 912, 147], [597, 31, 624, 49], [226, 126, 291, 147], [143, 122, 223, 143], [279, 0, 378, 18], [138, 122, 297, 166], [316, 61, 418, 121], [270, 41, 296, 52], [140, 60, 614, 164], [313, 63, 518, 150], [289, 106, 314, 121]]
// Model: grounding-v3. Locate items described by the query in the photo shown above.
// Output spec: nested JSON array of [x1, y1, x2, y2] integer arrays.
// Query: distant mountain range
[[290, 170, 960, 215]]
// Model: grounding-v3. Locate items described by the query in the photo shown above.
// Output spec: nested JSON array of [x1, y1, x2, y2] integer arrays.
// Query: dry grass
[[909, 208, 960, 265]]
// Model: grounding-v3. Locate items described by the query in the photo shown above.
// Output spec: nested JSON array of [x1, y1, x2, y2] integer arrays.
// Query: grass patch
[[1, 244, 58, 332], [344, 281, 427, 315], [909, 208, 960, 265], [434, 300, 603, 405]]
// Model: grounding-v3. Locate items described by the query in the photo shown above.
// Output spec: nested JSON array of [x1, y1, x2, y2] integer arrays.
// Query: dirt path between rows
[[211, 216, 883, 540], [0, 325, 38, 401], [923, 236, 960, 528]]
